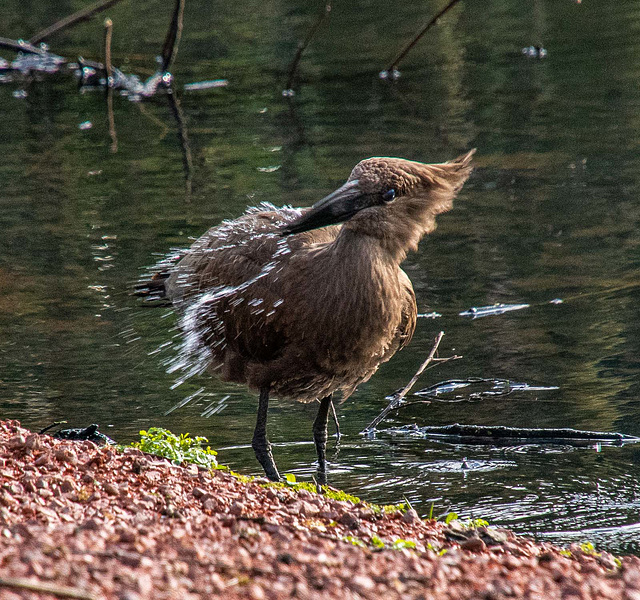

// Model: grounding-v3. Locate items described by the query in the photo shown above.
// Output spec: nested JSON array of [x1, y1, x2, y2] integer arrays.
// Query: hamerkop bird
[[141, 150, 475, 481]]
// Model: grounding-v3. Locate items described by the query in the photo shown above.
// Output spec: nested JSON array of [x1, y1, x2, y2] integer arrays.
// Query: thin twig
[[284, 2, 332, 93], [361, 331, 454, 433], [161, 0, 185, 73], [103, 18, 113, 81], [0, 577, 96, 600], [398, 331, 445, 400], [0, 37, 46, 55], [29, 0, 128, 45], [104, 18, 118, 153], [39, 421, 68, 435], [384, 0, 463, 75]]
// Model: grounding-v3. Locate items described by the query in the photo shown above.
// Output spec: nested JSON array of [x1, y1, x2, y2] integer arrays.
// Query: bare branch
[[383, 0, 463, 77], [104, 19, 118, 153], [161, 0, 185, 73], [0, 577, 96, 600], [0, 37, 46, 55], [361, 331, 460, 434], [29, 0, 128, 45]]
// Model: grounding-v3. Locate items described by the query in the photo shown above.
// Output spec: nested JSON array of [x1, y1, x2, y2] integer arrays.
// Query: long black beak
[[280, 180, 366, 236]]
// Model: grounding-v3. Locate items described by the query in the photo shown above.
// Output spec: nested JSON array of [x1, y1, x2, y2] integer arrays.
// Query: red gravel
[[0, 419, 638, 599]]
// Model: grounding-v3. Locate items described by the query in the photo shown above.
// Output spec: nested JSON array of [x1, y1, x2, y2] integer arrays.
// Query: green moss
[[342, 534, 419, 552], [342, 535, 367, 548], [442, 512, 489, 529], [390, 538, 417, 550], [381, 503, 408, 515], [426, 542, 447, 556], [579, 542, 599, 556], [260, 479, 363, 504], [371, 535, 385, 550]]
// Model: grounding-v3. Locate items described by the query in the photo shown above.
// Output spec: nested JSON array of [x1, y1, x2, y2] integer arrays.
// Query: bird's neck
[[333, 221, 417, 265]]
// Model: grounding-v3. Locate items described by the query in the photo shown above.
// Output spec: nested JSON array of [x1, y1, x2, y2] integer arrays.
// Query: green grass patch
[[131, 427, 218, 469], [442, 512, 489, 529], [342, 534, 419, 551]]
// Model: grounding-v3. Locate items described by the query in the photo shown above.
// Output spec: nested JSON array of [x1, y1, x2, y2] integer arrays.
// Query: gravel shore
[[0, 419, 638, 599]]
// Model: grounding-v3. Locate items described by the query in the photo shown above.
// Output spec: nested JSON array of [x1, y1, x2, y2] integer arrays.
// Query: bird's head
[[281, 149, 475, 259]]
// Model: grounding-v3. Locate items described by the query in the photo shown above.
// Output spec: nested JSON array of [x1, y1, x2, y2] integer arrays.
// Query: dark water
[[2, 0, 640, 554]]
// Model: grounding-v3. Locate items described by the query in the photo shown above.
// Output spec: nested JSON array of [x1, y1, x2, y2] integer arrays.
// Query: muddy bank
[[0, 420, 638, 599]]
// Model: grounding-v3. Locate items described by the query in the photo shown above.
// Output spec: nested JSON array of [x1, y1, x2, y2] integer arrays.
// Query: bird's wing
[[393, 269, 417, 354], [166, 208, 296, 298], [169, 206, 338, 364]]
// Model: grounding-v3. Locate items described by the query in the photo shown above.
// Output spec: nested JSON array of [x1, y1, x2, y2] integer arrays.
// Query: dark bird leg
[[313, 394, 333, 484], [252, 387, 281, 481]]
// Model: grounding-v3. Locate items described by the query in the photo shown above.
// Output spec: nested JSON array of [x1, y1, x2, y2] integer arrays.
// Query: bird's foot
[[315, 467, 328, 487], [252, 438, 281, 482]]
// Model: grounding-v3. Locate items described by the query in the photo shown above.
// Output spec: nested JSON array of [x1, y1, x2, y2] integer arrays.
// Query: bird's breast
[[285, 249, 408, 371]]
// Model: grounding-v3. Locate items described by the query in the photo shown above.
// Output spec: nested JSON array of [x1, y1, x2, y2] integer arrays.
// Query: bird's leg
[[252, 387, 281, 482], [313, 394, 333, 485]]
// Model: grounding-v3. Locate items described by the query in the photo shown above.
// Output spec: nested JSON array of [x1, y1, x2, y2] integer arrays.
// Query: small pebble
[[103, 482, 119, 496], [34, 453, 50, 467], [229, 501, 244, 516], [402, 508, 420, 524], [54, 448, 77, 465], [192, 486, 207, 499], [8, 435, 26, 449], [461, 537, 486, 553], [338, 512, 360, 530]]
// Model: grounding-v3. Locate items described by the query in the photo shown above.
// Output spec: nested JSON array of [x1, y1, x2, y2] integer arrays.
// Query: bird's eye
[[382, 189, 396, 203]]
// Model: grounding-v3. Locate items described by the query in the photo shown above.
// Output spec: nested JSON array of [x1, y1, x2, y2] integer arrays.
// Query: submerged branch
[[361, 331, 461, 434], [284, 2, 332, 94], [161, 0, 185, 73], [385, 423, 640, 447], [383, 0, 463, 77], [29, 0, 128, 45]]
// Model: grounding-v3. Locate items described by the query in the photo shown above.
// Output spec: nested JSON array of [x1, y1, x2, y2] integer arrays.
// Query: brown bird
[[141, 150, 475, 481]]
